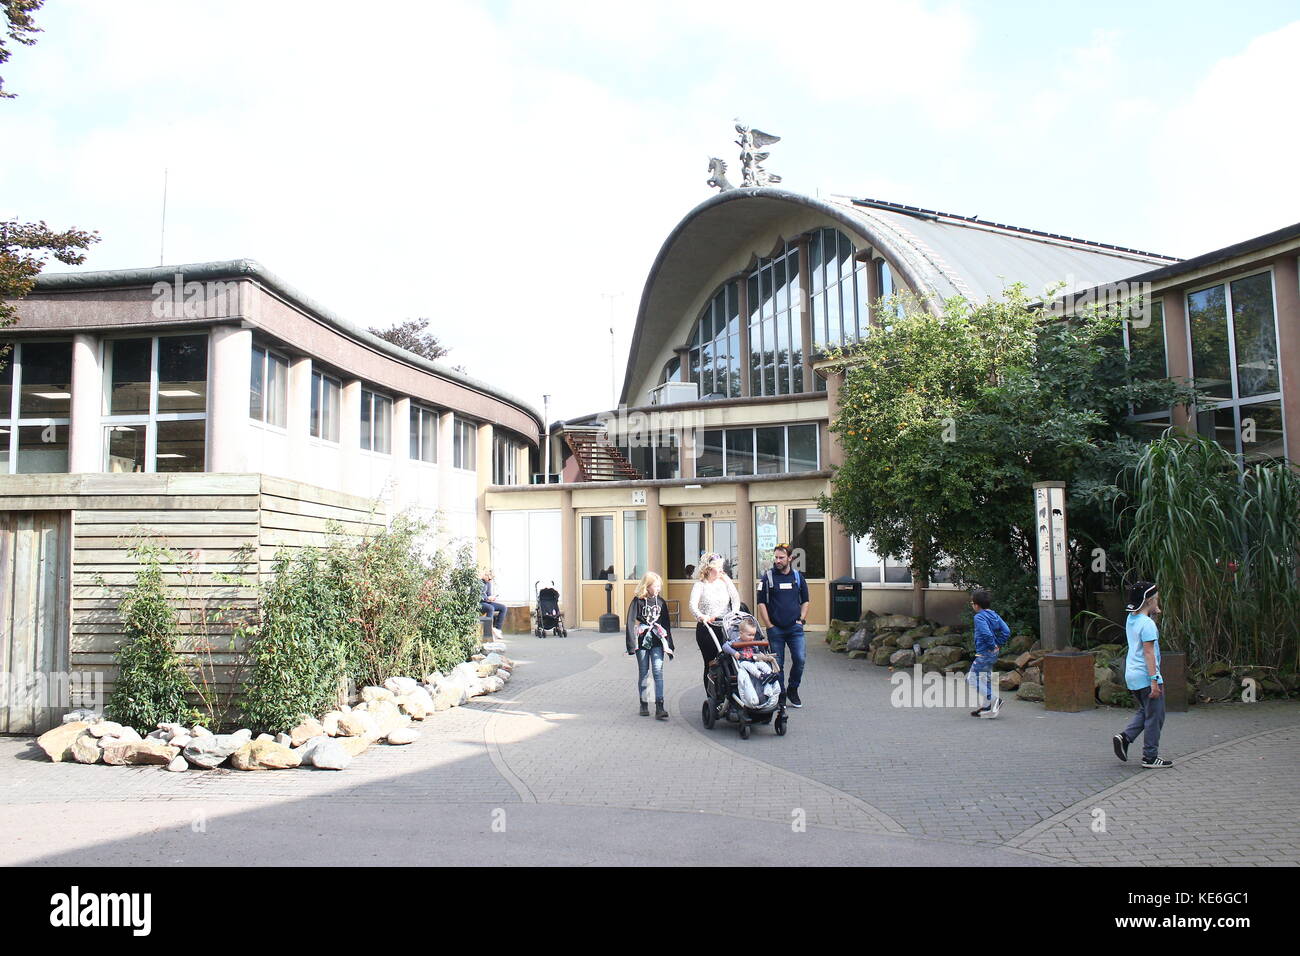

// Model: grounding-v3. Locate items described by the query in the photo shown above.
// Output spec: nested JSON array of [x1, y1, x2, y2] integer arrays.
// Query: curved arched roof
[[620, 187, 1179, 404]]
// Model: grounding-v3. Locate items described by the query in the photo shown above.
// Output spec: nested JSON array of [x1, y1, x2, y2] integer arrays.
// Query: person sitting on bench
[[481, 571, 506, 639]]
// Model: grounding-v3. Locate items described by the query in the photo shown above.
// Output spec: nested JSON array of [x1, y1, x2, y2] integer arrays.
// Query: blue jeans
[[766, 622, 806, 691], [637, 645, 665, 701], [966, 650, 999, 705], [1123, 685, 1166, 761], [481, 602, 506, 628]]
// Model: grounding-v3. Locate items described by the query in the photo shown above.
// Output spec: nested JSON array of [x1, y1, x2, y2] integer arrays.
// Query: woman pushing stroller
[[689, 553, 741, 683]]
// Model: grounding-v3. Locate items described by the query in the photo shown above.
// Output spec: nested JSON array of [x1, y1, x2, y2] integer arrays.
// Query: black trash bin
[[830, 575, 862, 623]]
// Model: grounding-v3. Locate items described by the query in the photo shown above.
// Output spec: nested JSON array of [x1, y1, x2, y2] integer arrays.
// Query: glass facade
[[1, 341, 72, 473], [810, 228, 872, 348], [623, 511, 647, 580], [694, 424, 820, 478], [688, 281, 742, 398], [492, 433, 523, 484], [453, 417, 477, 470], [1188, 272, 1285, 462], [748, 242, 802, 396], [582, 514, 614, 580], [667, 521, 705, 580]]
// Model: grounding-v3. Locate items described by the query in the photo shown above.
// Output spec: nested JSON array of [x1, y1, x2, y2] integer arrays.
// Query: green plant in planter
[[107, 545, 202, 734]]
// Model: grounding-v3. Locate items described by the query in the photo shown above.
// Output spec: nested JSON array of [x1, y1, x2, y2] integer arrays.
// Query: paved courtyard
[[1, 630, 1296, 866]]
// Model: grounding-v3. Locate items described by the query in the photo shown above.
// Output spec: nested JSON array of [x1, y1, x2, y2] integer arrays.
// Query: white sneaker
[[492, 627, 503, 639], [979, 697, 1003, 719]]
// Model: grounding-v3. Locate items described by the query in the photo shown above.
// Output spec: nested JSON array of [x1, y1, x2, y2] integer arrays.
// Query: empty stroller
[[701, 610, 788, 739], [533, 581, 567, 638]]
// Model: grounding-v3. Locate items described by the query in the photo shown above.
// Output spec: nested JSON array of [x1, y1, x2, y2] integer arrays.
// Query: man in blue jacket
[[756, 544, 810, 707]]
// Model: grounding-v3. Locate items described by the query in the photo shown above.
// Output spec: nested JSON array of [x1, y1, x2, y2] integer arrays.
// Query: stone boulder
[[71, 731, 103, 764], [942, 659, 970, 674], [847, 650, 869, 660], [335, 712, 379, 738], [999, 670, 1022, 691], [62, 709, 102, 724], [871, 647, 894, 666], [384, 676, 420, 695], [1098, 681, 1131, 706], [1004, 635, 1035, 655], [339, 735, 372, 758], [1023, 666, 1043, 685], [230, 739, 302, 771], [1196, 676, 1235, 702], [1016, 682, 1044, 702], [102, 741, 180, 766], [919, 645, 966, 670], [876, 614, 921, 630], [915, 634, 952, 651], [361, 686, 396, 703], [1094, 666, 1111, 688], [386, 728, 420, 745], [845, 629, 870, 653], [183, 733, 250, 769], [87, 720, 124, 739], [289, 718, 325, 748], [37, 721, 90, 762], [888, 649, 915, 668], [308, 738, 352, 770], [994, 655, 1020, 672]]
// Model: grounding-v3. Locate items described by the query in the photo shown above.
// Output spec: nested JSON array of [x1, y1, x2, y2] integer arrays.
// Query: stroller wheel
[[774, 716, 788, 736], [701, 700, 715, 730], [739, 721, 751, 740]]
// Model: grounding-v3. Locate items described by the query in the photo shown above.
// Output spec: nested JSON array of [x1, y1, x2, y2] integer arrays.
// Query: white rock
[[191, 725, 212, 738], [116, 727, 143, 743], [88, 721, 124, 738], [361, 686, 396, 703], [275, 733, 293, 748], [165, 755, 188, 772], [169, 734, 193, 749], [383, 676, 418, 694], [321, 712, 344, 736], [232, 728, 253, 740], [295, 734, 328, 766], [309, 738, 352, 770], [146, 730, 170, 740], [63, 709, 102, 724], [255, 733, 274, 743], [385, 728, 420, 745]]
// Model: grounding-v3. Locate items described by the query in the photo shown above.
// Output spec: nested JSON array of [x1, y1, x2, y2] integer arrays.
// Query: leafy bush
[[239, 514, 483, 733], [107, 546, 203, 734]]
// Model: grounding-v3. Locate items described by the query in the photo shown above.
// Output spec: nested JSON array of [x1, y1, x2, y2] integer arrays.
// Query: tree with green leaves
[[1, 1, 99, 345], [820, 285, 1196, 633]]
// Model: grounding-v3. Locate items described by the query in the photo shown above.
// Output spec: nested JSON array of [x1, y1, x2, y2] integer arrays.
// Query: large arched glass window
[[748, 241, 801, 396], [810, 228, 871, 348], [688, 281, 741, 399]]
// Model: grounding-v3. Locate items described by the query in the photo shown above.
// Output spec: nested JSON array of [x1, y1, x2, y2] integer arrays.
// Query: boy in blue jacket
[[968, 589, 1011, 718]]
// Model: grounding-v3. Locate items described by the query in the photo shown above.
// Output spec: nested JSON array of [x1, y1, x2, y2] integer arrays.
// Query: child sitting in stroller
[[720, 614, 782, 712]]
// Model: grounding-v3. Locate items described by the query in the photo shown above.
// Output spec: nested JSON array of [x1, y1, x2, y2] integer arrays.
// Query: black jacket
[[625, 596, 674, 655]]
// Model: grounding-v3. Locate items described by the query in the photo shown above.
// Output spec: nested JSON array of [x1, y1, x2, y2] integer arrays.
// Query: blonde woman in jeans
[[689, 553, 741, 684], [626, 572, 674, 719]]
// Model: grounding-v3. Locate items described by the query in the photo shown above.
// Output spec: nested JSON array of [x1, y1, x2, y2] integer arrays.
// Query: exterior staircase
[[562, 426, 642, 481]]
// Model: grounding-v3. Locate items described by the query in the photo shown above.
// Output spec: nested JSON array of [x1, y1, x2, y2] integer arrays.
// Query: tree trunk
[[911, 570, 926, 620]]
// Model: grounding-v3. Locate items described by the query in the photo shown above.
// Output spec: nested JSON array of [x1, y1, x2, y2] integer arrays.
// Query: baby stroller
[[533, 581, 567, 638], [701, 611, 788, 739]]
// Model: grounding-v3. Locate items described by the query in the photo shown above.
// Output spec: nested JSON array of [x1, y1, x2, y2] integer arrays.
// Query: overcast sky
[[4, 1, 1298, 422]]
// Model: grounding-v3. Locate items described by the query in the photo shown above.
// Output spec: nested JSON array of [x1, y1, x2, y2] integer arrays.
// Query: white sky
[[3, 1, 1298, 423]]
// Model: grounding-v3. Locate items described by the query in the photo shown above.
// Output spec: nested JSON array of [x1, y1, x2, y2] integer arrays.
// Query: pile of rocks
[[38, 645, 515, 772]]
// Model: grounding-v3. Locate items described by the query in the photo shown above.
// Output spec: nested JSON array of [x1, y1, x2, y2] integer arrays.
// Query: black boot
[[655, 699, 668, 720], [639, 700, 649, 717]]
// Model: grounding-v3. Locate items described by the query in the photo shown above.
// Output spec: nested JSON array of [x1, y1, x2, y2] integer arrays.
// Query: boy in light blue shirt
[[1113, 580, 1173, 768], [968, 589, 1010, 718]]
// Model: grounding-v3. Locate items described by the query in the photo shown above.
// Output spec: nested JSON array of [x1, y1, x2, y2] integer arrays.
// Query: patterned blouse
[[689, 576, 741, 622]]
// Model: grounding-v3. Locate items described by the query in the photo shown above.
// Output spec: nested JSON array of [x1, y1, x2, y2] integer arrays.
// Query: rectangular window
[[102, 334, 208, 473], [454, 417, 477, 470], [755, 426, 784, 475], [582, 514, 615, 580], [1, 341, 74, 474], [1230, 273, 1279, 398], [654, 431, 680, 480], [713, 519, 738, 581], [155, 335, 207, 414], [852, 536, 883, 584], [492, 433, 520, 484], [310, 371, 341, 442], [786, 423, 819, 472], [1239, 400, 1284, 462], [623, 511, 647, 581], [1188, 285, 1232, 400], [411, 404, 438, 463], [360, 389, 392, 453], [1128, 298, 1167, 415], [667, 521, 705, 580], [724, 428, 753, 477], [789, 508, 825, 578], [697, 429, 724, 478], [110, 338, 152, 416], [250, 345, 288, 427]]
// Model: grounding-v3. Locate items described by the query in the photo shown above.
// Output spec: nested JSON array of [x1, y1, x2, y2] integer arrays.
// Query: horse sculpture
[[707, 157, 735, 192]]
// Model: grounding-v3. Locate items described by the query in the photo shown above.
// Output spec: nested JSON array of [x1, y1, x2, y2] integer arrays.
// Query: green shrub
[[239, 514, 483, 733], [107, 546, 202, 734]]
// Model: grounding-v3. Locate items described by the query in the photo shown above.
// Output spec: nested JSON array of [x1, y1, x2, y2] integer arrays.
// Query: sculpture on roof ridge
[[708, 123, 782, 192]]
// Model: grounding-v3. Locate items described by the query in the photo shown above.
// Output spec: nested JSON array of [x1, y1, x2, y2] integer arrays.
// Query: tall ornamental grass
[[1119, 431, 1300, 671]]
